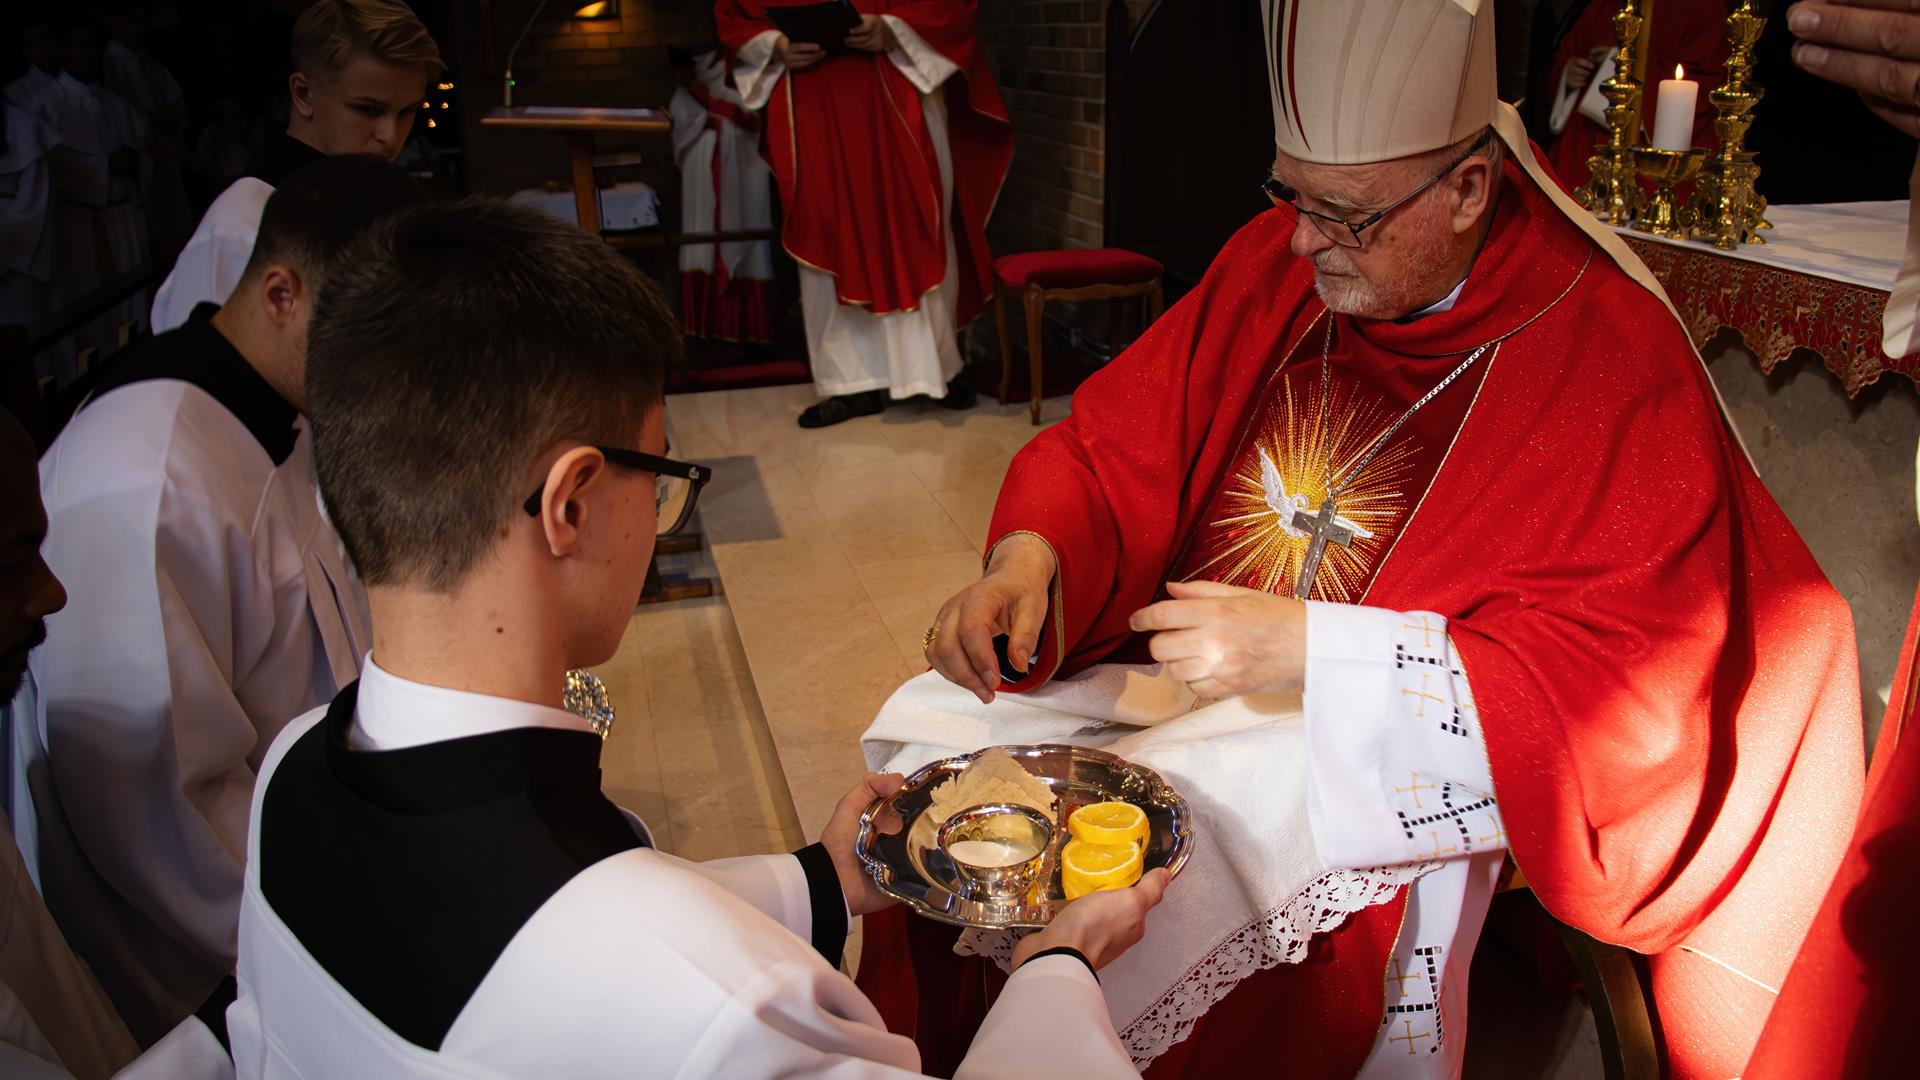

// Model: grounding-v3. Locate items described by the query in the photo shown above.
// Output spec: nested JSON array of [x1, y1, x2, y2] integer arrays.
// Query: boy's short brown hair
[[239, 155, 425, 289], [306, 198, 680, 593], [292, 0, 443, 80]]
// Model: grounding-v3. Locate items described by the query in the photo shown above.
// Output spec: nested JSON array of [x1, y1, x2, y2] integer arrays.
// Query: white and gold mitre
[[1258, 0, 1756, 463], [1260, 0, 1497, 165]]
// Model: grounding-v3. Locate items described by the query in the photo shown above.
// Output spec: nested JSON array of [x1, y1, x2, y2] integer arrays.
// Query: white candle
[[1651, 64, 1699, 152]]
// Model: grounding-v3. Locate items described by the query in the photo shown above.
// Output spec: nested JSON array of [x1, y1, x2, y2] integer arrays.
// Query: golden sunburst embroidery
[[1185, 371, 1418, 602]]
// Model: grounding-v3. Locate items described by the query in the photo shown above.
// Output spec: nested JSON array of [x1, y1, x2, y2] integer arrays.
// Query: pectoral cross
[[1292, 496, 1362, 599]]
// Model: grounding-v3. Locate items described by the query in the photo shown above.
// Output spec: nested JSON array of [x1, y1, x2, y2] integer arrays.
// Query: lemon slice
[[1068, 801, 1148, 849], [1061, 838, 1144, 900]]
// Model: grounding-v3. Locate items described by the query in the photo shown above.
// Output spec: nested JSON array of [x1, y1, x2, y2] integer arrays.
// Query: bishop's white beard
[[1310, 218, 1455, 321]]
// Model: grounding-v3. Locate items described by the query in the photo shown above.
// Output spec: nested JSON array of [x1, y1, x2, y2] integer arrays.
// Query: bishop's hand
[[822, 772, 907, 917], [774, 33, 826, 72], [1130, 579, 1307, 700], [926, 533, 1056, 704]]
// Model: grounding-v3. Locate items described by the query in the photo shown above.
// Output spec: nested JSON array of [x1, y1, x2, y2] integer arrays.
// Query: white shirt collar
[[351, 655, 594, 752], [1405, 276, 1467, 320]]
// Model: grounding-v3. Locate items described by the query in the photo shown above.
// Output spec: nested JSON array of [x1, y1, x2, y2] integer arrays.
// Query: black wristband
[[791, 843, 849, 970], [1023, 945, 1099, 982]]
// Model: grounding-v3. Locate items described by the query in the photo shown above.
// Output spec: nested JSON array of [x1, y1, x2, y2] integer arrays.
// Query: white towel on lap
[[860, 665, 1426, 1069]]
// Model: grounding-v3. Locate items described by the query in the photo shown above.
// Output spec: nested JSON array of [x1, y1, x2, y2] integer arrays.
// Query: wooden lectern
[[479, 106, 671, 236]]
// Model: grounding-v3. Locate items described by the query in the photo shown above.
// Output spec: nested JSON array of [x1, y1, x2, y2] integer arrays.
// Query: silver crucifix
[[1291, 496, 1367, 599]]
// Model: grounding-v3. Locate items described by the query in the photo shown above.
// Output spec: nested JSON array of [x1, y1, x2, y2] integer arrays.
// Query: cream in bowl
[[936, 802, 1053, 901]]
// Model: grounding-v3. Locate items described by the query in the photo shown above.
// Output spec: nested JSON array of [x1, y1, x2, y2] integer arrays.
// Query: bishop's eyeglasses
[[521, 445, 709, 537], [1260, 129, 1495, 248]]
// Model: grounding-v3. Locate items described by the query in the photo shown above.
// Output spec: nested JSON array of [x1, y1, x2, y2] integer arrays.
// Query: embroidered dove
[[1259, 447, 1374, 542]]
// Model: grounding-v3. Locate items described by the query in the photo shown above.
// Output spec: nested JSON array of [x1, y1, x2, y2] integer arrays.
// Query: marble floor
[[590, 382, 1598, 1073], [646, 383, 1072, 840]]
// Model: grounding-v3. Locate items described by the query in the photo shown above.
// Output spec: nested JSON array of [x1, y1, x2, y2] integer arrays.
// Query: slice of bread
[[927, 746, 1057, 826]]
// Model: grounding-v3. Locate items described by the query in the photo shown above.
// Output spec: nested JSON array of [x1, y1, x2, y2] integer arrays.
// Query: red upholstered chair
[[993, 248, 1165, 424]]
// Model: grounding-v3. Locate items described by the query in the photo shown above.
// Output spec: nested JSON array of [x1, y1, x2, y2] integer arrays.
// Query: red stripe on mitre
[[1285, 0, 1310, 151]]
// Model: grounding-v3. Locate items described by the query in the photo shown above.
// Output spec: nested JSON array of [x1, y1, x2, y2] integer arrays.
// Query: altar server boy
[[22, 156, 423, 1047], [228, 197, 1169, 1077], [151, 0, 441, 332]]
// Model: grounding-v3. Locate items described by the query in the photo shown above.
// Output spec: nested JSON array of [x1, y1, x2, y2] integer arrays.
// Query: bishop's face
[[290, 55, 428, 161], [1269, 151, 1462, 321]]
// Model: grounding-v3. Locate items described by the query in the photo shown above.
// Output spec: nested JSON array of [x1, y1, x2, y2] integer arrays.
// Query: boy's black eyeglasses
[[521, 446, 710, 537], [1260, 129, 1495, 248]]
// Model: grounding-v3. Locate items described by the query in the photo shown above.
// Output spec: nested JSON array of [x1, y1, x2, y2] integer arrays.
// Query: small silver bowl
[[936, 803, 1053, 901]]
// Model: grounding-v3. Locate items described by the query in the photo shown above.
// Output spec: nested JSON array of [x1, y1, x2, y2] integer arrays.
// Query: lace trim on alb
[[956, 864, 1428, 1068]]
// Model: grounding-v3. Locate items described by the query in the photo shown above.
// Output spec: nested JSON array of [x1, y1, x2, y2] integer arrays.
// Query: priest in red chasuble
[[861, 2, 1866, 1078], [714, 1, 1011, 428]]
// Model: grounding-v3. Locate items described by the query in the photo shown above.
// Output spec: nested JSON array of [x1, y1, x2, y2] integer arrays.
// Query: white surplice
[[1, 102, 60, 331], [5, 68, 57, 114], [733, 21, 964, 400], [0, 686, 141, 1080], [153, 133, 324, 336], [148, 179, 271, 334], [228, 659, 1135, 1078], [19, 311, 367, 1046], [669, 51, 775, 284], [3, 686, 233, 1080], [32, 73, 150, 382], [100, 40, 182, 117]]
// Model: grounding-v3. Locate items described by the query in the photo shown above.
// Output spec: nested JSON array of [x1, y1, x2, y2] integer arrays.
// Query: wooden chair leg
[[1107, 296, 1122, 360], [1146, 279, 1165, 322], [1024, 286, 1046, 426], [994, 285, 1012, 405], [1556, 921, 1661, 1080]]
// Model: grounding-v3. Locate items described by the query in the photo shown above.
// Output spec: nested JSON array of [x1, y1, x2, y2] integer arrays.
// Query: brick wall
[[974, 0, 1111, 254], [450, 0, 715, 196], [448, 1, 1151, 242]]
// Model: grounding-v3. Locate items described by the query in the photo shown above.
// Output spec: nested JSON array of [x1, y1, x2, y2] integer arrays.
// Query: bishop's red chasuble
[[714, 0, 1011, 323], [856, 161, 1864, 1080]]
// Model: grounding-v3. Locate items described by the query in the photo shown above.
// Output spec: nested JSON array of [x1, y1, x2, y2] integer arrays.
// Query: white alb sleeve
[[1302, 601, 1506, 872], [732, 31, 786, 112], [954, 954, 1137, 1079], [880, 17, 962, 95]]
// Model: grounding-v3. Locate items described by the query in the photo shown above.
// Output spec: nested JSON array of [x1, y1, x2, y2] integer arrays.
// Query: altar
[[1618, 201, 1914, 395]]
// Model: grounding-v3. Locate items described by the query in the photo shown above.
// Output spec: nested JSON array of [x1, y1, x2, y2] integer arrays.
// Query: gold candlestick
[[1688, 0, 1770, 248], [1632, 147, 1705, 239], [1575, 0, 1648, 225]]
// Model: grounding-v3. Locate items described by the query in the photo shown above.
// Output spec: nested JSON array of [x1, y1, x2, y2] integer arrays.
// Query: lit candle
[[1650, 64, 1699, 152]]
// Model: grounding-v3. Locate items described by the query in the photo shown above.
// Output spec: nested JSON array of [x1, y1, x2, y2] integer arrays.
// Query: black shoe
[[937, 382, 977, 410], [798, 390, 886, 429]]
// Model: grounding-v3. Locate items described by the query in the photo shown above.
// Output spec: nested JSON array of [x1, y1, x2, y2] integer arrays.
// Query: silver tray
[[855, 743, 1194, 929]]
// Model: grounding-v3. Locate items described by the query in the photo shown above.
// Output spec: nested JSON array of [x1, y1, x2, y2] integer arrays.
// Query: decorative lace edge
[[956, 864, 1429, 1069]]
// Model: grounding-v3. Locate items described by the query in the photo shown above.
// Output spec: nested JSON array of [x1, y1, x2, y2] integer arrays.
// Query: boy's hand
[[822, 772, 906, 916], [1011, 868, 1171, 971]]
